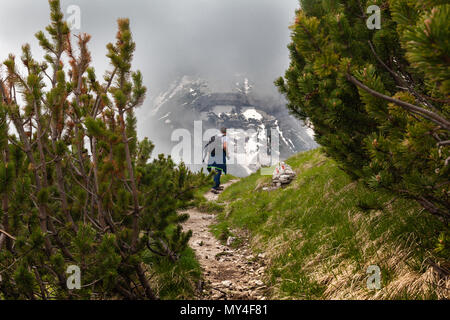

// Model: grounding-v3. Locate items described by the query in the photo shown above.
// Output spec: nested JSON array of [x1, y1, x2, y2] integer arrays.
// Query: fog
[[0, 0, 300, 149]]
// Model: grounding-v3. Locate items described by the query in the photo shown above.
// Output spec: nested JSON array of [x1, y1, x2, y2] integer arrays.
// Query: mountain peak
[[147, 76, 317, 176]]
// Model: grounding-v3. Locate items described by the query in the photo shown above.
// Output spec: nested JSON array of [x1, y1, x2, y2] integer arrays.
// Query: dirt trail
[[181, 180, 268, 300]]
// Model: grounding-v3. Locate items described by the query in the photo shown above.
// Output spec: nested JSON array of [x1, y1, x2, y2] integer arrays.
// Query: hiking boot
[[211, 188, 220, 194]]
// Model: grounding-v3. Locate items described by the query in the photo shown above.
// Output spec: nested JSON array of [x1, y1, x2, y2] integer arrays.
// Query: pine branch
[[437, 140, 450, 147], [0, 229, 16, 241], [346, 73, 450, 131]]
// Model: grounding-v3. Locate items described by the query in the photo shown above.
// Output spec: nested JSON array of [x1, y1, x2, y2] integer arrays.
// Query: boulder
[[272, 162, 296, 186]]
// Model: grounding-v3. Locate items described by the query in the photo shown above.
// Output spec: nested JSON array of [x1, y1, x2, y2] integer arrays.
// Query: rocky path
[[181, 180, 268, 300]]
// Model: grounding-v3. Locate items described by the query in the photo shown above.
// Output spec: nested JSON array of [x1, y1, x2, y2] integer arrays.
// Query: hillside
[[209, 149, 449, 299]]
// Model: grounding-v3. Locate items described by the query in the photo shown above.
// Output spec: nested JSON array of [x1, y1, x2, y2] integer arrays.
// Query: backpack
[[202, 135, 222, 163]]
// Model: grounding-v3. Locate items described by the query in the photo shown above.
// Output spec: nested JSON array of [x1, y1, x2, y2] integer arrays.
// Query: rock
[[226, 236, 236, 246], [272, 162, 296, 187], [221, 280, 232, 287], [280, 174, 293, 184], [257, 253, 266, 259], [254, 280, 264, 286], [197, 280, 204, 292]]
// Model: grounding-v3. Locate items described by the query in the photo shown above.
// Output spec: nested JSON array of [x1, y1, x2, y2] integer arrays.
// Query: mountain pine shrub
[[0, 0, 208, 299], [276, 0, 449, 222]]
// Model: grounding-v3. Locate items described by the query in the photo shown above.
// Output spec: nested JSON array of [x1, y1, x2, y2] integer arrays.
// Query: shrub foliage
[[0, 0, 208, 299], [276, 0, 449, 221]]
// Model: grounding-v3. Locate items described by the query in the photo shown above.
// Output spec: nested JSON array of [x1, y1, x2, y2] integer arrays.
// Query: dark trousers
[[213, 170, 222, 189]]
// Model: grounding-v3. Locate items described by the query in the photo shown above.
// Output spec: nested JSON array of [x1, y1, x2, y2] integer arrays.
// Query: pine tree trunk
[[10, 113, 52, 255], [1, 142, 12, 251], [118, 110, 140, 251], [51, 121, 78, 233], [90, 136, 107, 230]]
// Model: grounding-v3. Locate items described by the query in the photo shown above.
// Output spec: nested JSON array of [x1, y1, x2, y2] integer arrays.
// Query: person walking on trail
[[206, 127, 228, 194]]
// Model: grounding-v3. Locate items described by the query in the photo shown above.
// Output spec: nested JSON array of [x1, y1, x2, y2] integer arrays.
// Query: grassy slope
[[214, 149, 448, 299]]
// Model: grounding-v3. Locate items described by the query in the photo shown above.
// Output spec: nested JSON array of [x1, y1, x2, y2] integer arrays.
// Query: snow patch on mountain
[[243, 108, 263, 121]]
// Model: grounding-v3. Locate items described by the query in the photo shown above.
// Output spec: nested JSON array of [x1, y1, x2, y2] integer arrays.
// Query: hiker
[[205, 127, 228, 194]]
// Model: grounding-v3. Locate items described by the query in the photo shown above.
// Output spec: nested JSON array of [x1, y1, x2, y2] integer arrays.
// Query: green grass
[[210, 216, 233, 242], [142, 247, 202, 300], [214, 148, 448, 299]]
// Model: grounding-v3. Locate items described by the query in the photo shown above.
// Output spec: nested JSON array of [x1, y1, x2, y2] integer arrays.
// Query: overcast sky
[[1, 0, 299, 92], [1, 0, 300, 142]]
